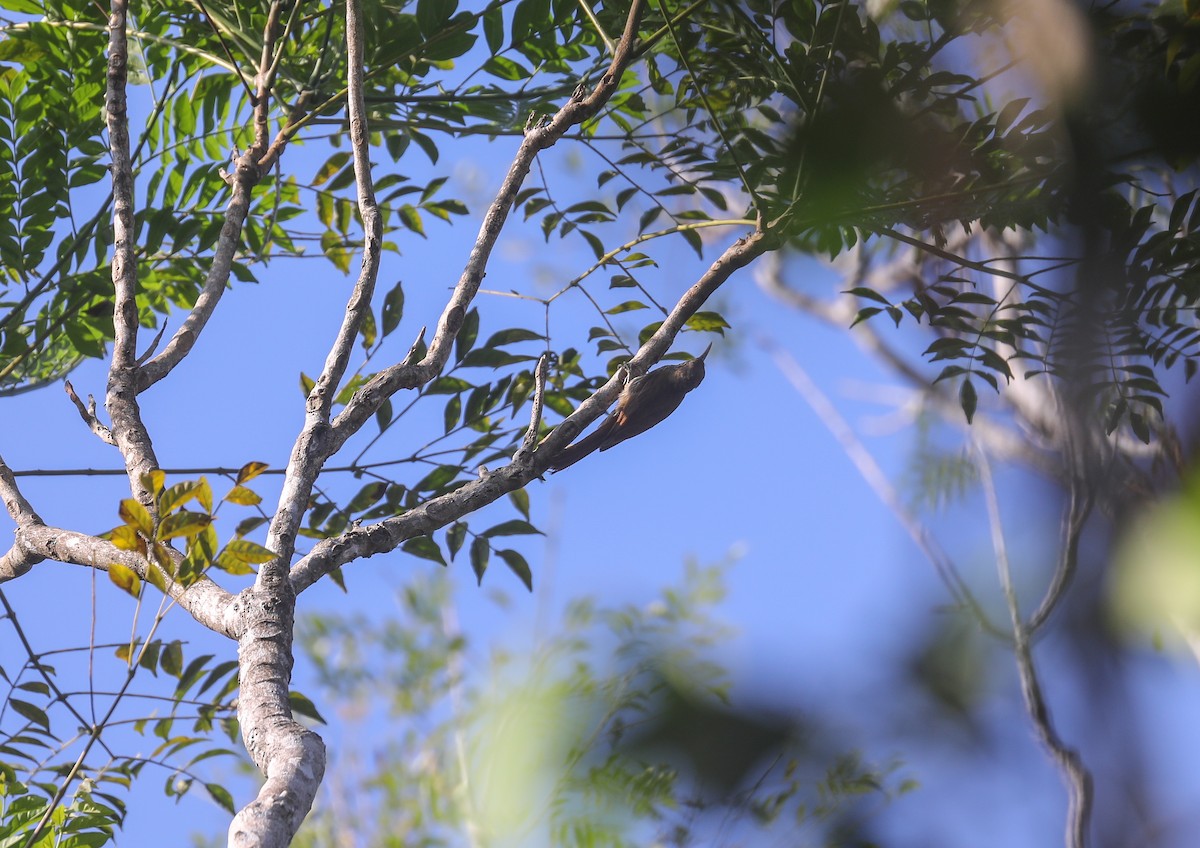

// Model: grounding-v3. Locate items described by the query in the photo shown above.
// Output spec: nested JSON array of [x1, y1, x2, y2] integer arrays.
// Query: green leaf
[[497, 549, 533, 592], [483, 5, 504, 52], [509, 489, 530, 521], [376, 398, 394, 434], [399, 204, 425, 236], [959, 377, 978, 424], [1129, 411, 1151, 444], [417, 0, 456, 36], [414, 464, 461, 492], [606, 300, 647, 315], [427, 376, 474, 394], [10, 698, 50, 731], [844, 287, 892, 306], [312, 152, 351, 187], [205, 782, 235, 814], [221, 540, 276, 565], [446, 522, 467, 560], [684, 311, 731, 334], [470, 535, 490, 584], [346, 482, 388, 513], [289, 690, 327, 724], [161, 640, 184, 677], [851, 307, 882, 327], [456, 307, 480, 362], [459, 348, 532, 368], [402, 536, 447, 566], [484, 328, 544, 347], [381, 280, 405, 336], [481, 519, 542, 537], [444, 394, 462, 433]]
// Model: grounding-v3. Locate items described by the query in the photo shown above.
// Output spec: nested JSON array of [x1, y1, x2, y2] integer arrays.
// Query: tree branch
[[326, 0, 651, 453], [769, 344, 1006, 638], [136, 0, 300, 394], [134, 177, 258, 392], [5, 523, 235, 634], [262, 0, 383, 586], [0, 454, 43, 581], [289, 226, 772, 592], [64, 380, 116, 445], [978, 448, 1092, 848], [536, 227, 772, 458], [104, 0, 160, 503]]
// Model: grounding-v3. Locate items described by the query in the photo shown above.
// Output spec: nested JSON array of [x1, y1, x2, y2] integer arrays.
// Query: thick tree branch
[[226, 569, 324, 848], [226, 2, 355, 843], [0, 454, 44, 580], [4, 523, 235, 634]]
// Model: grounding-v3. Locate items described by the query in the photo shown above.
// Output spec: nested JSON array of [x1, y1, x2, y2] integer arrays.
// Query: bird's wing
[[597, 371, 686, 450]]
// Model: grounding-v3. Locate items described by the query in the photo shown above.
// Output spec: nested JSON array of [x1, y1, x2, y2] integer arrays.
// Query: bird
[[548, 344, 711, 472]]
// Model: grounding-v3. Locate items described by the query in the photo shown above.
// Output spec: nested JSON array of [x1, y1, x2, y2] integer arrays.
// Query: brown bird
[[548, 344, 711, 472]]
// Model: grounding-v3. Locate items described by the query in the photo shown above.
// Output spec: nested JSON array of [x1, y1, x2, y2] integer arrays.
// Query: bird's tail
[[547, 427, 608, 472]]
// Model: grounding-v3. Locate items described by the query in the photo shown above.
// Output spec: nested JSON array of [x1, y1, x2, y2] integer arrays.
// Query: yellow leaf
[[221, 539, 276, 564], [214, 552, 257, 575], [152, 542, 176, 576], [144, 561, 168, 594], [109, 563, 142, 597], [237, 462, 269, 484], [110, 524, 143, 552], [159, 480, 204, 516], [223, 485, 263, 506], [158, 510, 212, 540], [196, 477, 214, 513], [140, 469, 165, 497], [118, 498, 154, 535]]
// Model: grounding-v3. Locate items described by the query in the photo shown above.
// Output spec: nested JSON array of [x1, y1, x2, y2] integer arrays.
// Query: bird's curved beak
[[698, 343, 712, 361]]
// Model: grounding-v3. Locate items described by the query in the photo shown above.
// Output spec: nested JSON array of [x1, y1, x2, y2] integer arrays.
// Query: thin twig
[[514, 351, 551, 463], [63, 381, 116, 445]]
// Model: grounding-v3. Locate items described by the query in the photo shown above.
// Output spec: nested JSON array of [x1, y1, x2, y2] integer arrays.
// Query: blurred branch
[[977, 448, 1093, 848], [767, 343, 1004, 638]]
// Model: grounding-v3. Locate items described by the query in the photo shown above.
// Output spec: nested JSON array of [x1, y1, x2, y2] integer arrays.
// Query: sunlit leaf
[[109, 563, 142, 597], [119, 498, 153, 535], [237, 462, 269, 484]]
